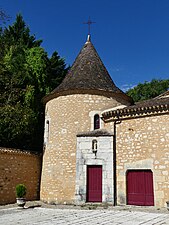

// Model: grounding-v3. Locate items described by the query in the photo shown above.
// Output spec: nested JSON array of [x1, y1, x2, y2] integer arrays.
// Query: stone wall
[[41, 93, 130, 204], [0, 148, 42, 205], [105, 113, 169, 207], [75, 135, 113, 204]]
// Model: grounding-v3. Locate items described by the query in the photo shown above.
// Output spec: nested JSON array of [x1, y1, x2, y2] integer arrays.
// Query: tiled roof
[[102, 95, 169, 120], [77, 129, 113, 137], [43, 36, 132, 103]]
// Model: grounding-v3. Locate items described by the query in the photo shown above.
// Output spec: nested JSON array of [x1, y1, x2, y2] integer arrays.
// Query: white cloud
[[120, 84, 136, 92]]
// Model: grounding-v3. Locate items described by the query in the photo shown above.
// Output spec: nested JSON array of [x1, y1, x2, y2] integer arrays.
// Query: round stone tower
[[40, 35, 132, 204]]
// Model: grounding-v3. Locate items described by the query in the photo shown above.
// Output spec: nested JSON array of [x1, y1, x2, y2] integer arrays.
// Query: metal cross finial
[[83, 17, 96, 35]]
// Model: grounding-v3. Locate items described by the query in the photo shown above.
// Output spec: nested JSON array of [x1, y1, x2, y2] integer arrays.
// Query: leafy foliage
[[2, 14, 41, 48], [126, 79, 169, 102], [16, 184, 27, 198], [0, 14, 68, 152]]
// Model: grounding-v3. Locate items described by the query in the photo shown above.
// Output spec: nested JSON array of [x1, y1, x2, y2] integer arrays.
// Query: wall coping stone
[[77, 129, 113, 137], [0, 147, 41, 157], [103, 99, 169, 121]]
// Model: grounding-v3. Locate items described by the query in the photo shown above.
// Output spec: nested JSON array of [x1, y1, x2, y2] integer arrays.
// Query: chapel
[[40, 35, 169, 207]]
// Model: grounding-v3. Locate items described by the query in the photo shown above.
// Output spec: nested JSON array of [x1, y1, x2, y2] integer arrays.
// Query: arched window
[[94, 114, 100, 130], [92, 139, 97, 152], [44, 120, 50, 145], [46, 120, 49, 135]]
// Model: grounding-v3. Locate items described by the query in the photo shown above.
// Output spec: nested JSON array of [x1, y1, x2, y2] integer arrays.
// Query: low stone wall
[[0, 147, 42, 205]]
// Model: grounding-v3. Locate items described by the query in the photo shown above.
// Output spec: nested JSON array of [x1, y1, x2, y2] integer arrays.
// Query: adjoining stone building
[[40, 35, 169, 207], [103, 91, 169, 207]]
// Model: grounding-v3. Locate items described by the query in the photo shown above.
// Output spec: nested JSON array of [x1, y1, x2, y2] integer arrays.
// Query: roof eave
[[102, 104, 169, 121], [42, 88, 133, 104]]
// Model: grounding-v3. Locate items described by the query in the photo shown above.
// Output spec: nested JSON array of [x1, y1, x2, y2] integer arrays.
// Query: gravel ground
[[0, 200, 169, 214], [0, 203, 169, 225]]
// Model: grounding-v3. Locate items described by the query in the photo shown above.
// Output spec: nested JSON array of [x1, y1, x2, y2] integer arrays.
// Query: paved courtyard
[[0, 207, 169, 225]]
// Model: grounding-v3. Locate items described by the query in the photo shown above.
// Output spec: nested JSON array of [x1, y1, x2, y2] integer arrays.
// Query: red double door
[[87, 165, 102, 202], [127, 170, 154, 206]]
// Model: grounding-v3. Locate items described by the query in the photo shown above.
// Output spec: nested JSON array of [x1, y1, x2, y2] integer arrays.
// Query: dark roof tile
[[102, 94, 169, 119], [77, 129, 113, 137], [44, 37, 132, 103]]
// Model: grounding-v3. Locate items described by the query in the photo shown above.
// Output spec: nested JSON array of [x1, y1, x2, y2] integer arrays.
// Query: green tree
[[0, 104, 37, 149], [0, 9, 10, 59], [47, 51, 69, 93], [2, 14, 41, 49], [126, 79, 169, 102], [0, 14, 68, 152]]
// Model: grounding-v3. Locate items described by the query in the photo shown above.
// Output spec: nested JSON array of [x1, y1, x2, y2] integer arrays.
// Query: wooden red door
[[87, 165, 102, 202], [127, 170, 154, 206]]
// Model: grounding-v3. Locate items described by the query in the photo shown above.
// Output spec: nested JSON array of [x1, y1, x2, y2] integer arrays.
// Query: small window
[[94, 114, 100, 130], [46, 120, 49, 133], [44, 120, 50, 145], [92, 139, 97, 152], [46, 120, 49, 134]]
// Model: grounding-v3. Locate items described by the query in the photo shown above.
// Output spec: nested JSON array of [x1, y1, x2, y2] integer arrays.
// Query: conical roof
[[44, 36, 132, 103]]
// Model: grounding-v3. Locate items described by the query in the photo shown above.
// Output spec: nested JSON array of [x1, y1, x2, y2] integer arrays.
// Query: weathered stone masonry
[[0, 148, 41, 205], [104, 110, 169, 207], [40, 93, 129, 204], [75, 131, 113, 204]]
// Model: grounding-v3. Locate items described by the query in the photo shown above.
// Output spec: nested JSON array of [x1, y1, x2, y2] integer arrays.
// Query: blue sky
[[1, 0, 169, 91]]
